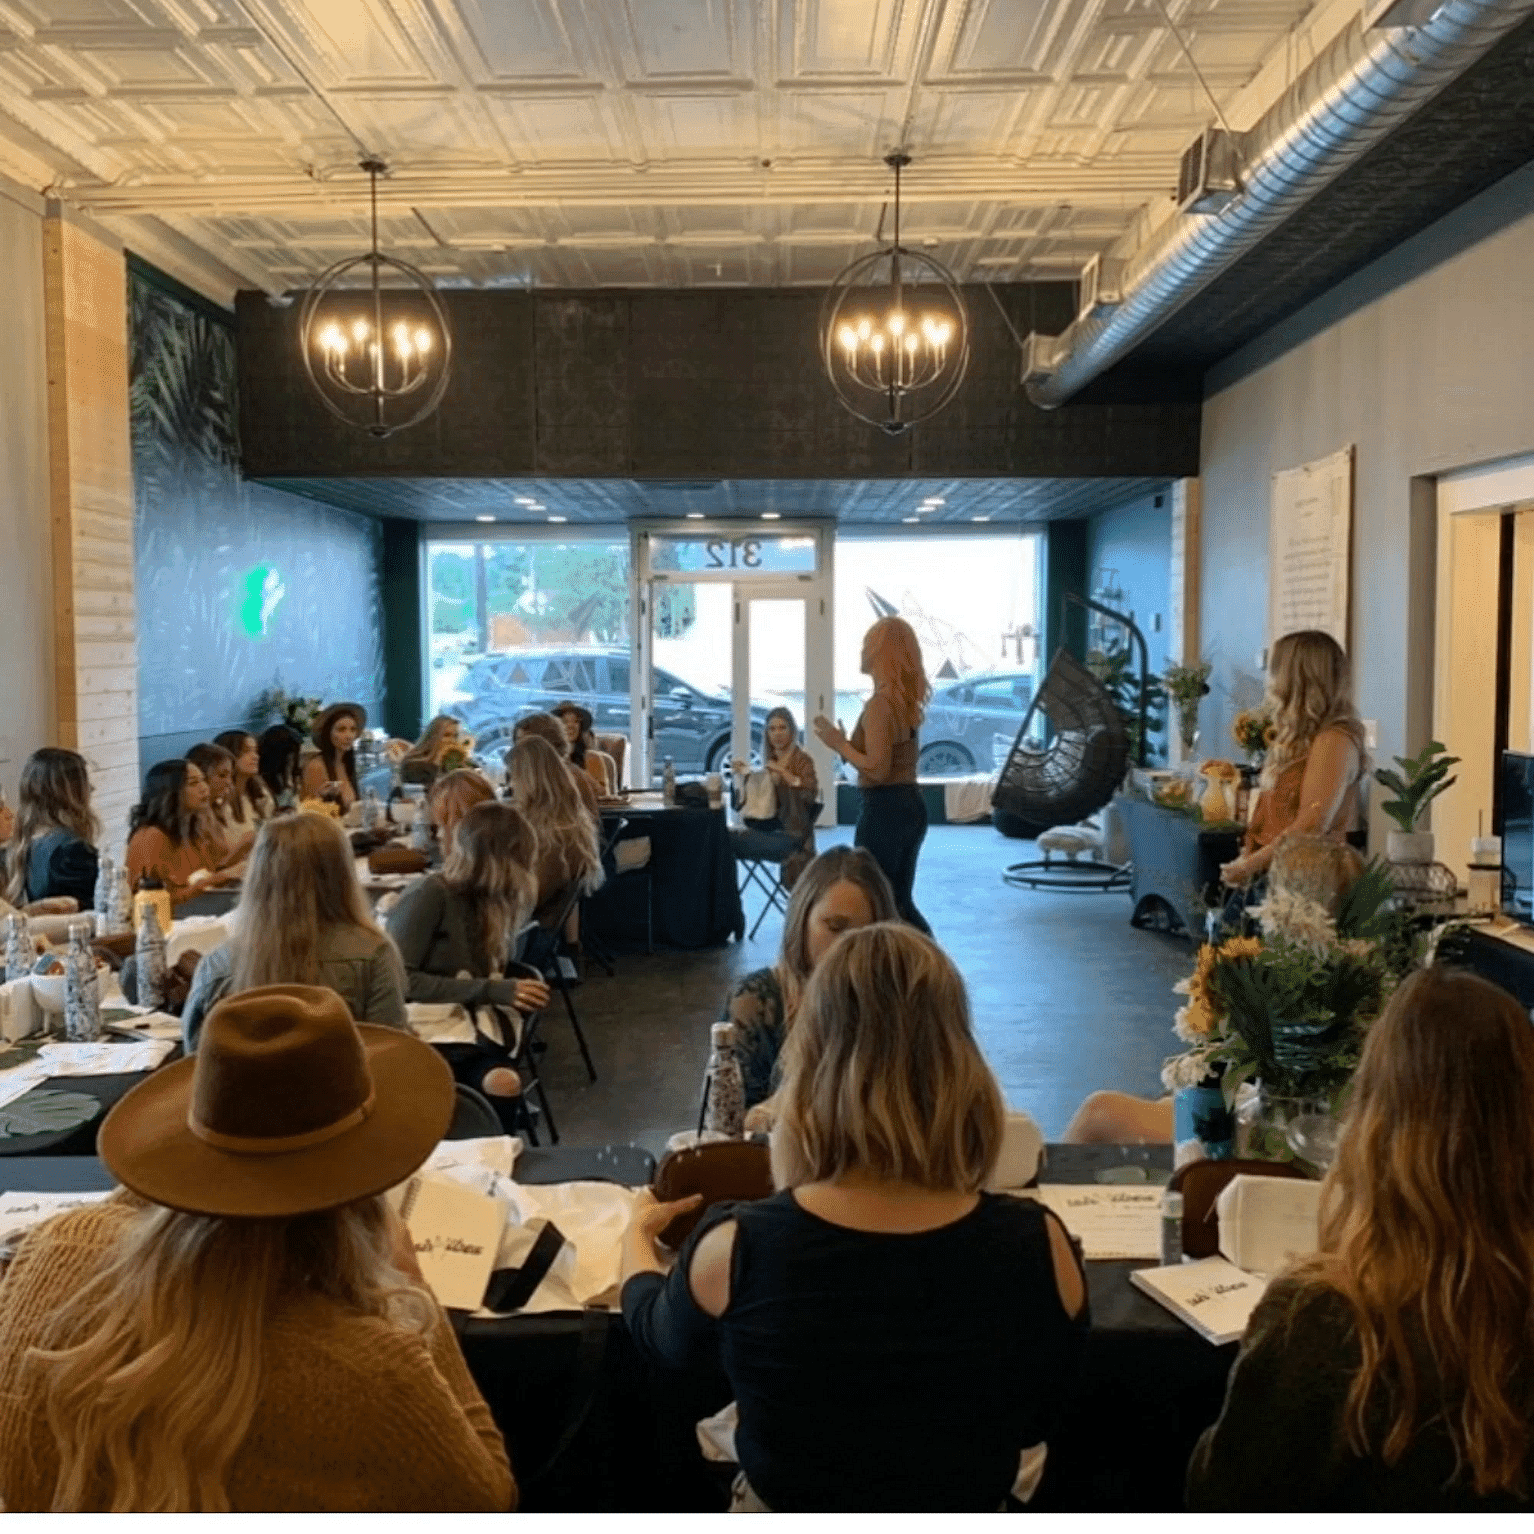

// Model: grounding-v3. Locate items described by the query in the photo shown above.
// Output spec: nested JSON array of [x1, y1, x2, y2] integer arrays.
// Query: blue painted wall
[[129, 263, 386, 771]]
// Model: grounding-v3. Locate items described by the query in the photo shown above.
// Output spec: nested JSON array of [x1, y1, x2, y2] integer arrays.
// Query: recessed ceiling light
[[971, 515, 991, 523], [513, 496, 537, 507], [475, 515, 495, 523], [922, 496, 945, 506], [526, 503, 545, 511], [902, 515, 920, 524], [761, 512, 781, 520], [686, 512, 705, 520], [547, 515, 567, 523]]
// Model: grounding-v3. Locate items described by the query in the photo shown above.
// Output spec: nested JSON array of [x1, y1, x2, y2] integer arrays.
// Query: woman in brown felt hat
[[300, 701, 367, 811], [0, 985, 514, 1513]]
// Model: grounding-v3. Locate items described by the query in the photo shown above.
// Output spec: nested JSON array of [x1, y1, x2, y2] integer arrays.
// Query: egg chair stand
[[995, 600, 1144, 893]]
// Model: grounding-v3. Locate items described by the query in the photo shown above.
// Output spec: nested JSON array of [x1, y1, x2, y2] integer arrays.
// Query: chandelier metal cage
[[820, 151, 970, 435], [298, 159, 453, 439]]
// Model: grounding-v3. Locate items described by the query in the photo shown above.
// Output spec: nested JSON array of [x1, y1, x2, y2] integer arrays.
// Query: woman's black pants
[[855, 784, 931, 934]]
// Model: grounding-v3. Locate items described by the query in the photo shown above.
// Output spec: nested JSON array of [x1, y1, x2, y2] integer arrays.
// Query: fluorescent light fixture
[[761, 512, 781, 520], [971, 515, 991, 523], [922, 496, 946, 506], [513, 496, 537, 506], [475, 515, 496, 523], [686, 512, 705, 520], [547, 515, 567, 523], [902, 515, 920, 523]]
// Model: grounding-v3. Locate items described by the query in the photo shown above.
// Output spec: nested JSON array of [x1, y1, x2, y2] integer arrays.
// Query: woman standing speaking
[[814, 616, 932, 934]]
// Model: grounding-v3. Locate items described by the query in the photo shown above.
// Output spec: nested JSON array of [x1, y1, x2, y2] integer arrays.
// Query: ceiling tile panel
[[788, 0, 909, 79], [947, 0, 1068, 76], [481, 91, 616, 159], [616, 0, 748, 81], [438, 0, 588, 82]]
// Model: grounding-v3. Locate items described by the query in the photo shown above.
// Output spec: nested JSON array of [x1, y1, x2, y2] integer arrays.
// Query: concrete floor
[[538, 824, 1192, 1156]]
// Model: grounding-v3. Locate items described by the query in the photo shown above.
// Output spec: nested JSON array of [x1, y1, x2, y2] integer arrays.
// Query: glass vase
[[1234, 1086, 1340, 1168]]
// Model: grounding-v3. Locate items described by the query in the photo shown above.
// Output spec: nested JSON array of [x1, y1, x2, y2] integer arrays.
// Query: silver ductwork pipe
[[1028, 0, 1534, 406]]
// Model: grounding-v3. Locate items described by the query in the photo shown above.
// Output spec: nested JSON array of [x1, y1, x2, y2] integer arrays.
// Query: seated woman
[[1220, 630, 1367, 892], [214, 730, 276, 830], [730, 705, 820, 889], [428, 768, 497, 855], [717, 845, 897, 1115], [300, 703, 366, 812], [180, 812, 409, 1052], [549, 702, 618, 798], [187, 743, 257, 868], [509, 712, 601, 819], [1187, 967, 1534, 1510], [257, 724, 305, 812], [0, 983, 513, 1511], [400, 715, 472, 789], [623, 923, 1088, 1512], [505, 736, 604, 929], [125, 760, 238, 908], [3, 748, 100, 913], [385, 802, 552, 1110]]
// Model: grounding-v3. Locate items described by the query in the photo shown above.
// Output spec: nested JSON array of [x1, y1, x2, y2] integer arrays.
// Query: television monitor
[[1501, 750, 1534, 921]]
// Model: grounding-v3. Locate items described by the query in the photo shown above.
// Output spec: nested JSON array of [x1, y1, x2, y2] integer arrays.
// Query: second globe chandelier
[[820, 151, 970, 435]]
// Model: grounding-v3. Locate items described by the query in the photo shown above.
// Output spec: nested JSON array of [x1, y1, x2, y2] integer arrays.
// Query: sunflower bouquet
[[1231, 707, 1277, 763]]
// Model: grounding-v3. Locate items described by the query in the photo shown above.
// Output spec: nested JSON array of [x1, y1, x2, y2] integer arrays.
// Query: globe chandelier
[[299, 158, 452, 439], [820, 151, 970, 435]]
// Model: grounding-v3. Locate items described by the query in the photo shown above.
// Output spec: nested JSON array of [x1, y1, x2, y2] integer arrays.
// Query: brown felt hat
[[99, 984, 453, 1218], [311, 701, 367, 749]]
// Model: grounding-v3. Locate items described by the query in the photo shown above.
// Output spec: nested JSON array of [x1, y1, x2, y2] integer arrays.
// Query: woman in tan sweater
[[124, 758, 239, 907], [0, 985, 513, 1513]]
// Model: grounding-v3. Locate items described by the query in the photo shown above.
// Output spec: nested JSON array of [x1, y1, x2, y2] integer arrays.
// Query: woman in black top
[[256, 724, 304, 811], [622, 923, 1087, 1512], [3, 748, 100, 911], [1188, 967, 1534, 1511]]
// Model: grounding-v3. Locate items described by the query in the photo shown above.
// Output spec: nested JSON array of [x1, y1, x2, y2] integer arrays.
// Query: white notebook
[[1036, 1184, 1163, 1260], [1129, 1257, 1269, 1346], [397, 1174, 508, 1312]]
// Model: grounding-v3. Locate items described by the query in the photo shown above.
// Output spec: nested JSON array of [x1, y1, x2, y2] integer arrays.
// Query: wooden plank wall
[[43, 212, 139, 855]]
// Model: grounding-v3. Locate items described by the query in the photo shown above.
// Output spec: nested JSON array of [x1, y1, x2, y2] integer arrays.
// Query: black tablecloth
[[585, 806, 744, 950], [0, 1143, 1235, 1510], [1120, 796, 1242, 939], [0, 1071, 158, 1156]]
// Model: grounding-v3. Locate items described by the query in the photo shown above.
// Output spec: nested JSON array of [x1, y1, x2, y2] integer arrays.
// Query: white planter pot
[[1387, 829, 1434, 865]]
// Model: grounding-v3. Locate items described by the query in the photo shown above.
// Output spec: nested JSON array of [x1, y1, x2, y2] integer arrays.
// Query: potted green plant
[[1373, 741, 1459, 865]]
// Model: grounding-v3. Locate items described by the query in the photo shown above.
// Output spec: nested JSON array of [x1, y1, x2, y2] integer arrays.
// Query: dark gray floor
[[538, 824, 1192, 1156]]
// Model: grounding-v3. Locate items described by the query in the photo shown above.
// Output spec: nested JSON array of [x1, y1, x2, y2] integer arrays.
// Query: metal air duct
[[1027, 0, 1534, 407]]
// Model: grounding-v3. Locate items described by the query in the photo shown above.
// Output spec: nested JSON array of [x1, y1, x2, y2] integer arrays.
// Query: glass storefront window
[[833, 533, 1042, 778]]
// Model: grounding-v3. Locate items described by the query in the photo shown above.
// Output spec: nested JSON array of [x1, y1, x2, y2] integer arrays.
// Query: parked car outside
[[917, 670, 1037, 776], [441, 645, 766, 775]]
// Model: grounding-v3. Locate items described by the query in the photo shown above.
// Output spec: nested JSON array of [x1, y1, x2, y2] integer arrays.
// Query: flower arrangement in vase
[[1231, 707, 1276, 767], [1162, 660, 1212, 759], [1161, 859, 1422, 1163]]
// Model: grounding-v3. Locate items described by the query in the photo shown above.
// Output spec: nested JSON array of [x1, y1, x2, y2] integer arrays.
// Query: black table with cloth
[[0, 1142, 1235, 1510], [1120, 796, 1242, 939], [585, 802, 744, 951]]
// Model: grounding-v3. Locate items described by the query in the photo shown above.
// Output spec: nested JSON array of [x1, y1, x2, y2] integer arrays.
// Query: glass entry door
[[634, 526, 833, 808]]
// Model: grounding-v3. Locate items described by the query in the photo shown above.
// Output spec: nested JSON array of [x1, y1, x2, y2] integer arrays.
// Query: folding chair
[[730, 808, 817, 942], [522, 882, 599, 1085]]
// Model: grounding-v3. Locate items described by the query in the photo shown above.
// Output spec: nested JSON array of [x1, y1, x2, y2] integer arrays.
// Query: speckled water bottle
[[93, 854, 119, 937], [4, 913, 32, 984], [704, 1021, 745, 1138], [64, 920, 102, 1042], [135, 902, 167, 1011]]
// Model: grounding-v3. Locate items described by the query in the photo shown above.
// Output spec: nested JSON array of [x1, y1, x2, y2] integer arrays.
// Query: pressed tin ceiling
[[0, 0, 1328, 304]]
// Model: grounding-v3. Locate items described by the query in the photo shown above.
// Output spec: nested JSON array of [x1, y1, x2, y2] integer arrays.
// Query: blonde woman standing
[[1188, 967, 1534, 1509], [1221, 630, 1367, 888], [180, 813, 407, 1051], [506, 735, 604, 927], [623, 925, 1087, 1511], [814, 615, 932, 932], [0, 984, 513, 1511]]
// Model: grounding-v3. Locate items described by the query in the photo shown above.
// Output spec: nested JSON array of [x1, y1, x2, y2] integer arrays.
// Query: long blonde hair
[[507, 736, 603, 897], [775, 846, 899, 1031], [5, 748, 99, 906], [771, 923, 1004, 1193], [227, 815, 385, 993], [28, 1195, 433, 1511], [1294, 967, 1534, 1496], [443, 801, 540, 974], [402, 714, 459, 771], [864, 617, 930, 731], [1263, 630, 1367, 786]]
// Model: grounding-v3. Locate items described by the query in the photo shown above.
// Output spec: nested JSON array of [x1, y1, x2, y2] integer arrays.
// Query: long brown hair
[[775, 845, 898, 1029], [771, 923, 1004, 1193], [1297, 967, 1534, 1495], [213, 732, 266, 817], [5, 748, 99, 906], [227, 815, 386, 993], [1263, 630, 1367, 786], [427, 768, 496, 848], [28, 1196, 432, 1511], [507, 736, 602, 897], [443, 802, 539, 975]]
